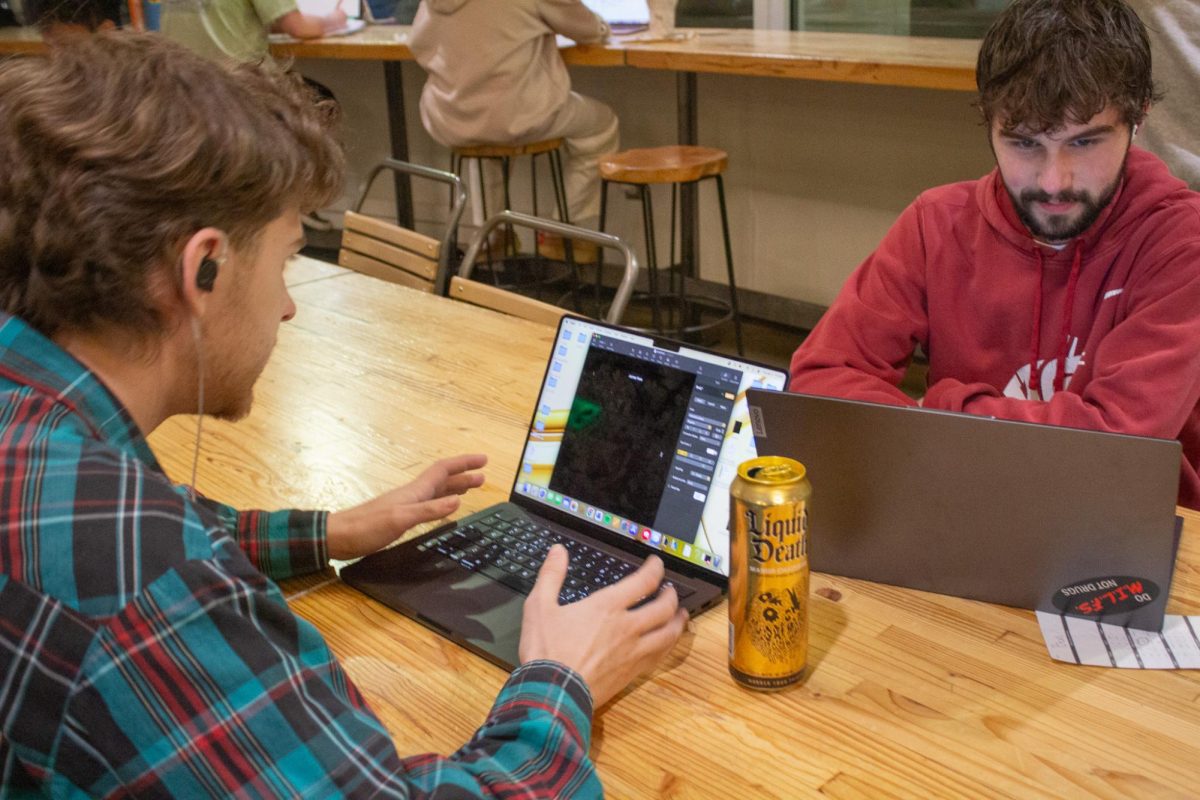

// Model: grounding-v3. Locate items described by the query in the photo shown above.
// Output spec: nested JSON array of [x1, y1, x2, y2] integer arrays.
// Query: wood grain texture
[[147, 263, 1200, 798], [0, 26, 977, 90], [448, 276, 568, 327], [600, 145, 728, 184], [622, 29, 979, 91]]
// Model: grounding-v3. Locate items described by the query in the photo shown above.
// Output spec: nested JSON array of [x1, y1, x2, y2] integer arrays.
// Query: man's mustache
[[1019, 189, 1092, 205]]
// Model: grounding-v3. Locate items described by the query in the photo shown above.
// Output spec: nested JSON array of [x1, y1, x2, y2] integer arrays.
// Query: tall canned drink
[[728, 456, 811, 690]]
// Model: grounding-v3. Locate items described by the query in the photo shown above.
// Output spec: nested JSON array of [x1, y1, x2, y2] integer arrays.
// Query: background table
[[145, 259, 1200, 798]]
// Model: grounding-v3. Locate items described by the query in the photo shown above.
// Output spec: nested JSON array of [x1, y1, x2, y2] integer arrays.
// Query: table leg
[[383, 61, 414, 229]]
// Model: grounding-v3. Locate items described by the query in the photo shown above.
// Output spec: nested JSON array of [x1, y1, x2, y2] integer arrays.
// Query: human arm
[[789, 202, 927, 407], [192, 454, 486, 577], [62, 554, 603, 798], [922, 241, 1200, 437], [539, 0, 609, 44]]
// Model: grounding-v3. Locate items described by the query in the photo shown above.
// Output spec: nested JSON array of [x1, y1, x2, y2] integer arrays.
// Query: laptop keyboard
[[417, 509, 694, 605]]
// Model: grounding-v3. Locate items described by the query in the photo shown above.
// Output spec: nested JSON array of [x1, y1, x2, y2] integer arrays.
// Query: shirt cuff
[[493, 660, 595, 747]]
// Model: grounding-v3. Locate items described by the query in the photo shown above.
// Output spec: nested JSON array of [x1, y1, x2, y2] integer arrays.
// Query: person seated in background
[[789, 0, 1200, 509], [30, 0, 120, 39], [162, 0, 348, 63], [0, 33, 685, 796], [410, 0, 620, 253]]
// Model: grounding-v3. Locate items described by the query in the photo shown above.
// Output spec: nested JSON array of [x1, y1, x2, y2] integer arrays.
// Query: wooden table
[[144, 258, 1200, 798]]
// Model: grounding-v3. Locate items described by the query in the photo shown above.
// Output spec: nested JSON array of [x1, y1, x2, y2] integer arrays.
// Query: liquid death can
[[728, 456, 811, 690]]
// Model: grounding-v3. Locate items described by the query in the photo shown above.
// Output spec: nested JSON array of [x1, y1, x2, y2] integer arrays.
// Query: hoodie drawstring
[[1028, 242, 1082, 398]]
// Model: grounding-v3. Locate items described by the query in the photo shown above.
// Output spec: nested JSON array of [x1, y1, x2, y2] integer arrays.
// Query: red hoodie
[[790, 147, 1200, 510]]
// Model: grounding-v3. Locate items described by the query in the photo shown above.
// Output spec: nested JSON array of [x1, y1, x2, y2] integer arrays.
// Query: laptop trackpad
[[407, 572, 525, 669]]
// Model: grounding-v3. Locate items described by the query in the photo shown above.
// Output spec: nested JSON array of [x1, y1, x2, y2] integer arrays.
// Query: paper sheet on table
[[1037, 610, 1200, 668]]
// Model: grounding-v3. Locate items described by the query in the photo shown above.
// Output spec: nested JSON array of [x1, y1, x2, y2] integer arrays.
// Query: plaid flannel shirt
[[0, 313, 599, 798]]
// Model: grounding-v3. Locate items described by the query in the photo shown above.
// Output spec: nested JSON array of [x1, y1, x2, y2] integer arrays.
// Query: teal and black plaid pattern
[[0, 313, 599, 798]]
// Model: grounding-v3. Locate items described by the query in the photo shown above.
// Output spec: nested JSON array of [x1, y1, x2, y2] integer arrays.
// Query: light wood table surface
[[621, 28, 978, 91], [141, 257, 1200, 799]]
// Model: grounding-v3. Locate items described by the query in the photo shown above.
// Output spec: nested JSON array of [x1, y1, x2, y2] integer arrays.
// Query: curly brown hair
[[0, 33, 344, 338], [976, 0, 1159, 134]]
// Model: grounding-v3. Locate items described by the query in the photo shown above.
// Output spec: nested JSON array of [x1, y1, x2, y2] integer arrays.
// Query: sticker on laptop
[[749, 405, 767, 438], [1051, 576, 1160, 618]]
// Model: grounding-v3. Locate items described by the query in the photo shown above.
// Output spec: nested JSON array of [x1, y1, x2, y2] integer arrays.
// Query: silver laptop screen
[[581, 0, 649, 25], [513, 317, 787, 577]]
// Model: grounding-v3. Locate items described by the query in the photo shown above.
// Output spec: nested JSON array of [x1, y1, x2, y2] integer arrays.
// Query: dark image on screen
[[549, 347, 695, 526]]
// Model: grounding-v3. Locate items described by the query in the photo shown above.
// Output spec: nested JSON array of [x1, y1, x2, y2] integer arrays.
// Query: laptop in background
[[582, 0, 649, 34], [747, 390, 1183, 631], [342, 315, 788, 668], [289, 0, 364, 34]]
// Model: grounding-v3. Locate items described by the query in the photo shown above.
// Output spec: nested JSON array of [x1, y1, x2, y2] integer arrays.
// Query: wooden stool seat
[[453, 138, 565, 159], [599, 145, 728, 184]]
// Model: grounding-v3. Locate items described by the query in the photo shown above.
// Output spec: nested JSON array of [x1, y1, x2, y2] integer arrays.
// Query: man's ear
[[177, 228, 228, 317]]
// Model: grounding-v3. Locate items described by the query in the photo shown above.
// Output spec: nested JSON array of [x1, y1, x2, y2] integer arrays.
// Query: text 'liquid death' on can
[[728, 456, 810, 690]]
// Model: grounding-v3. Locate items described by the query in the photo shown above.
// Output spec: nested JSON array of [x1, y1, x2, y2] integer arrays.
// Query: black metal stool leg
[[501, 156, 516, 259], [715, 174, 743, 355], [473, 158, 501, 286], [597, 180, 610, 318], [669, 182, 679, 334], [641, 185, 661, 332], [549, 148, 583, 312]]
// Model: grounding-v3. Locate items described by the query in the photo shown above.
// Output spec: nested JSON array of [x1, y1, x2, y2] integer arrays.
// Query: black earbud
[[196, 257, 219, 292]]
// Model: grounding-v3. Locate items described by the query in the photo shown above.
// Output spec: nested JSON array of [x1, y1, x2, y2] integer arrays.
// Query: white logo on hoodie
[[1004, 336, 1085, 401]]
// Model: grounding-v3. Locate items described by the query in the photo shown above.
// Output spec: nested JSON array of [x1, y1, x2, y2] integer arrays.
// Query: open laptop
[[582, 0, 649, 34], [746, 390, 1184, 631], [342, 315, 788, 668], [269, 0, 365, 38]]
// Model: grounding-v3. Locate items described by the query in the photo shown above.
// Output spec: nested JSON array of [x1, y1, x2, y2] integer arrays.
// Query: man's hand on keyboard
[[518, 544, 688, 708], [325, 453, 488, 559]]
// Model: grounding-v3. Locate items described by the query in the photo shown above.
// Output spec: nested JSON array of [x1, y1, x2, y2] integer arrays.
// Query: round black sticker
[[1051, 576, 1160, 617]]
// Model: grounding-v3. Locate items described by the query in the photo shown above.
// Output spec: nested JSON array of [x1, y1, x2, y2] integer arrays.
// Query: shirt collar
[[0, 312, 161, 467]]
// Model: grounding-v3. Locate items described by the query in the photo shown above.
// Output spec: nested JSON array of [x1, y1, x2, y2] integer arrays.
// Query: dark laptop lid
[[747, 390, 1182, 631]]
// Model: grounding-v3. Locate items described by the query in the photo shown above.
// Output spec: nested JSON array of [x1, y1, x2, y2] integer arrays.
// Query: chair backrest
[[447, 276, 567, 327], [455, 210, 638, 325], [338, 159, 466, 294]]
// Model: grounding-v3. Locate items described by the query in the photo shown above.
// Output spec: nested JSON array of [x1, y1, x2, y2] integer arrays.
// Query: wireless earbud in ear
[[196, 257, 219, 292], [1132, 123, 1140, 138]]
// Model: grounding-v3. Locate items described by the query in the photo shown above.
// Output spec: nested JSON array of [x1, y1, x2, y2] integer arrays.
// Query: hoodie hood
[[976, 146, 1189, 261], [423, 0, 470, 13]]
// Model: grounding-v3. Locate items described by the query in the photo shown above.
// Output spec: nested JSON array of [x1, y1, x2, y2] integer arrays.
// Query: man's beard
[[1009, 170, 1123, 244]]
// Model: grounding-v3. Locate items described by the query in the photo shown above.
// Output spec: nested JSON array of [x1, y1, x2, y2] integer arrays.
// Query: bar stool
[[451, 138, 570, 252], [451, 138, 583, 304], [598, 145, 743, 354]]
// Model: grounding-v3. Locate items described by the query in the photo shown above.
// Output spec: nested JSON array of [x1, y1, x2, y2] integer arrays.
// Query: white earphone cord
[[189, 316, 205, 500]]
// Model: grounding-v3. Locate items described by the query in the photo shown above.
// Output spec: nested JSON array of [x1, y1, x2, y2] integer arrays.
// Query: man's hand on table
[[326, 454, 487, 560], [519, 544, 688, 708]]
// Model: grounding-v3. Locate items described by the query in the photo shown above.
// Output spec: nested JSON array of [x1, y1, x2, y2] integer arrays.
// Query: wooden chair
[[452, 211, 638, 326], [338, 159, 467, 295]]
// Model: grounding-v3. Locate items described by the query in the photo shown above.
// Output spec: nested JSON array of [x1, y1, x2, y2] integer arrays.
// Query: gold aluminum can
[[728, 456, 810, 690]]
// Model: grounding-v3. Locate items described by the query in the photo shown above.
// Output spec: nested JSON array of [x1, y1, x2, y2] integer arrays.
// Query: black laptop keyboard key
[[431, 511, 694, 604]]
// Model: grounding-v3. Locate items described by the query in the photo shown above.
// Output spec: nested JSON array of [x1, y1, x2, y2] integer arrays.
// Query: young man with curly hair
[[790, 0, 1200, 509], [0, 34, 684, 796]]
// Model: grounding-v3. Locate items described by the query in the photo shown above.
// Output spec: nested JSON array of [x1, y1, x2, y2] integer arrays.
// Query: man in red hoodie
[[789, 0, 1200, 510]]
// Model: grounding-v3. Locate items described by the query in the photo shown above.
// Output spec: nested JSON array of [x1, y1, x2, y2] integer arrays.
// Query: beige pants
[[469, 92, 619, 229]]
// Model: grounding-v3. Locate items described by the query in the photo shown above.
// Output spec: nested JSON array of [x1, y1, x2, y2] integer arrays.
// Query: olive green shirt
[[163, 0, 298, 63]]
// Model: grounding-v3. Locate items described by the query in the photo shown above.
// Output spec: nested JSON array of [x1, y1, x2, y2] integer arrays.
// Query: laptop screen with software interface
[[511, 317, 787, 578], [581, 0, 649, 26]]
